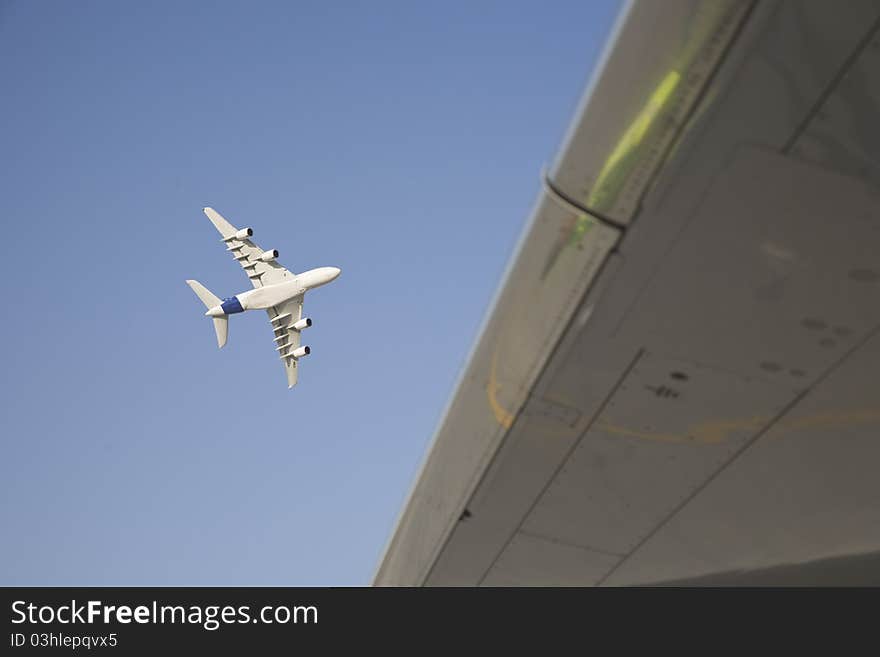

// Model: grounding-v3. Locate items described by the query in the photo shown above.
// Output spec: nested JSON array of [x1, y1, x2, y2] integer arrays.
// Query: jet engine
[[292, 317, 312, 330], [259, 249, 279, 262], [291, 346, 310, 358], [233, 227, 253, 240]]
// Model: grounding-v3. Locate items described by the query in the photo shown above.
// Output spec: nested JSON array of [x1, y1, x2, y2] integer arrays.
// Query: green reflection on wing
[[587, 69, 681, 212], [540, 1, 748, 280], [540, 70, 681, 280]]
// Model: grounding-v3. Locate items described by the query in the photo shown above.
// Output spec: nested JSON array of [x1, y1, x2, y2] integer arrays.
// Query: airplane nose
[[301, 267, 341, 290]]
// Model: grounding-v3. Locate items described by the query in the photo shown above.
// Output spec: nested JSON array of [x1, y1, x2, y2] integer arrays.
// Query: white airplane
[[186, 207, 341, 388]]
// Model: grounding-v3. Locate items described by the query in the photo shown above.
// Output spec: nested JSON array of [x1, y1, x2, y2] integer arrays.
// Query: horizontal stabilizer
[[187, 280, 227, 348], [186, 279, 221, 309], [213, 316, 228, 349]]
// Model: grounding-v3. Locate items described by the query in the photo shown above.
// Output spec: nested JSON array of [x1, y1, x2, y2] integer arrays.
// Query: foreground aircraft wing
[[375, 1, 880, 586], [267, 296, 305, 388], [203, 207, 293, 288]]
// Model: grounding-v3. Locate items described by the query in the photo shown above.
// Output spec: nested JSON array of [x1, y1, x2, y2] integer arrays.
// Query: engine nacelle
[[291, 345, 310, 359], [259, 249, 279, 262], [292, 317, 312, 331], [233, 227, 253, 240]]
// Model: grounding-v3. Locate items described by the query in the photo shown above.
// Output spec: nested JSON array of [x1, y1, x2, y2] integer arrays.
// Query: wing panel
[[267, 297, 305, 388], [203, 207, 293, 288]]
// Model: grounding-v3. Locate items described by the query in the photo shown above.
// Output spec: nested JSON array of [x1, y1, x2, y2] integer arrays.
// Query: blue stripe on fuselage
[[221, 296, 244, 314]]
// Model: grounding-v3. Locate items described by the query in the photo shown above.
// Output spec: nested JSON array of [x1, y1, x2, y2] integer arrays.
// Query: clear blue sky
[[0, 0, 621, 585]]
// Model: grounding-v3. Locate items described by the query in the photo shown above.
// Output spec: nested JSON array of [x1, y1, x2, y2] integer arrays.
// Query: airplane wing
[[375, 1, 880, 586], [267, 296, 305, 388], [203, 207, 293, 288]]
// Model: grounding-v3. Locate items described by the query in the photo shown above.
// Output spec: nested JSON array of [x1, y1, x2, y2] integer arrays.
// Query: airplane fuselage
[[205, 266, 340, 317]]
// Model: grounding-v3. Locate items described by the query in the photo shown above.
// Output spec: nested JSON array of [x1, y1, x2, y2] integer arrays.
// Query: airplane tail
[[185, 279, 228, 348], [211, 316, 228, 349]]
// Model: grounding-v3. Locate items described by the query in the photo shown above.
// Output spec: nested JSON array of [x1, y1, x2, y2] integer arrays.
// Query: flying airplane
[[186, 207, 341, 388]]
